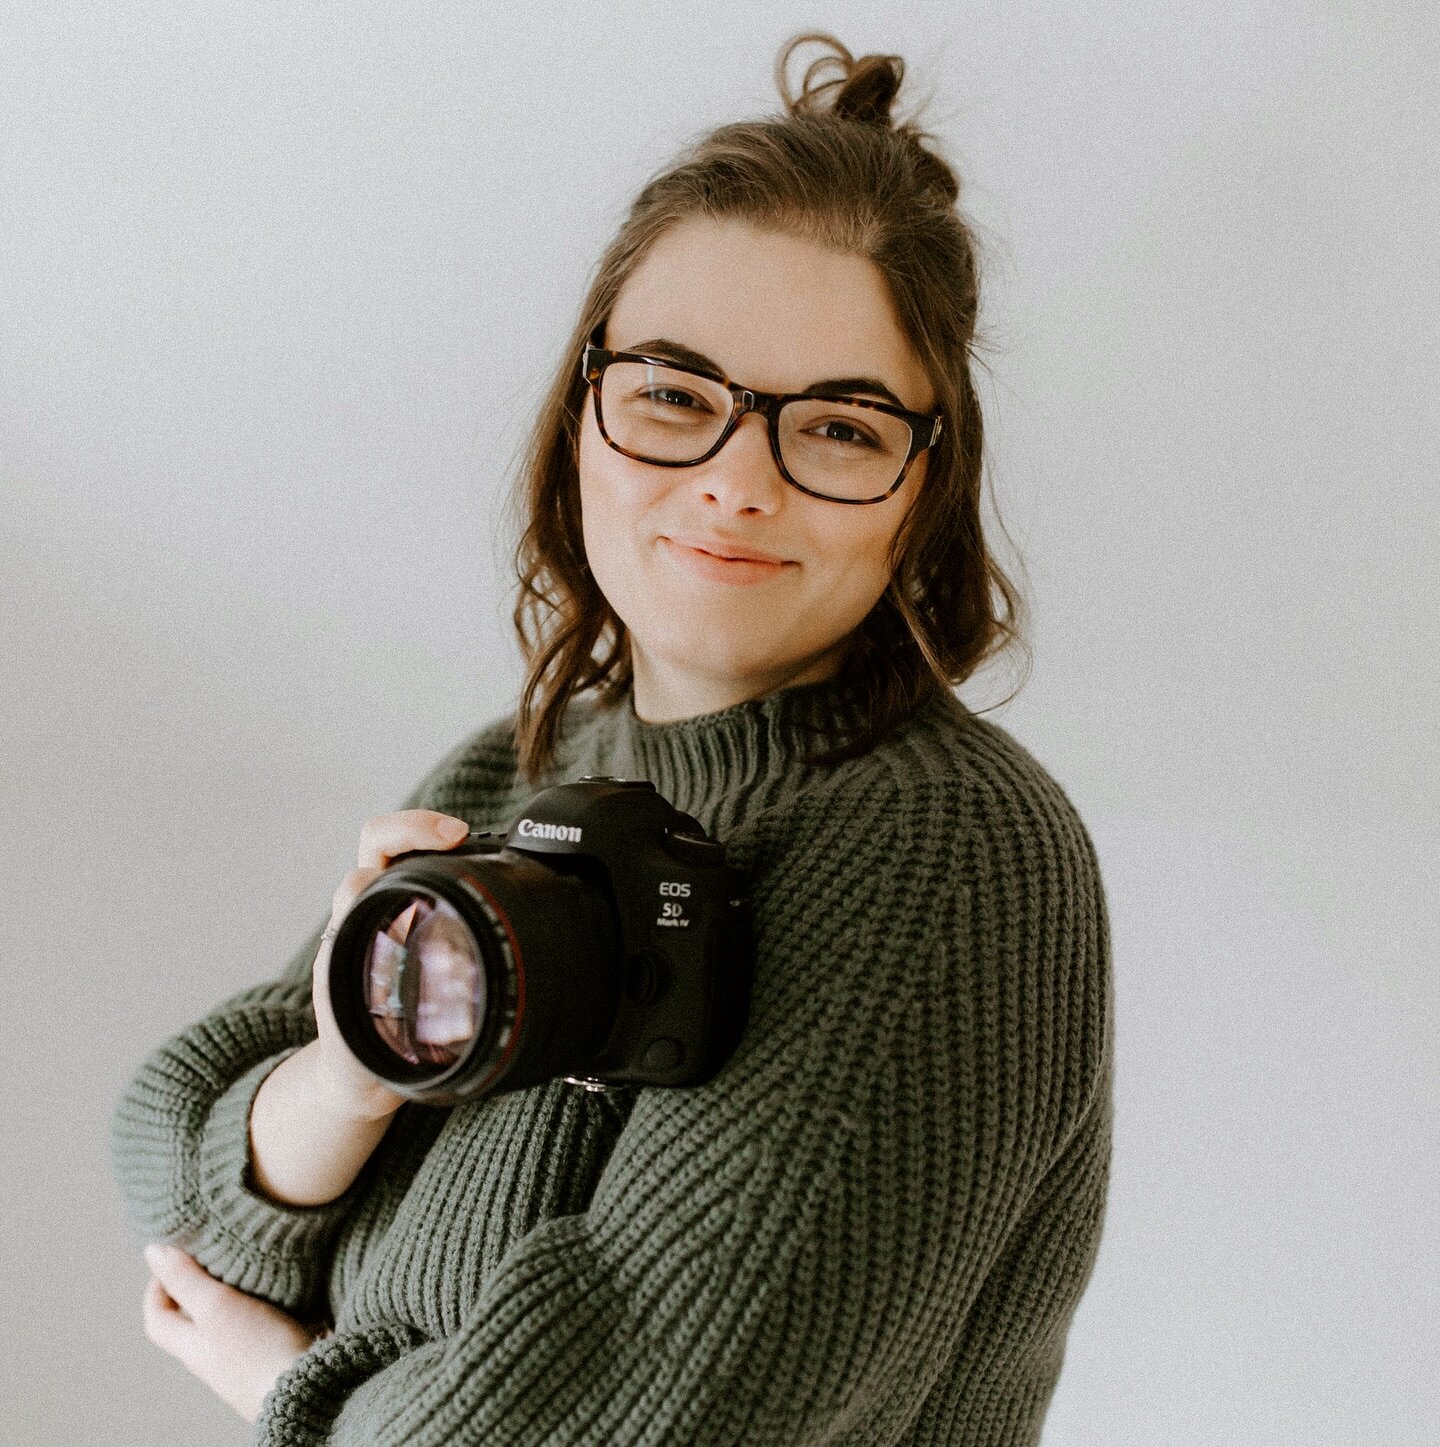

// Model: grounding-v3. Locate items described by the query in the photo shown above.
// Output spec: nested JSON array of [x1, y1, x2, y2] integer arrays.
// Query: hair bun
[[777, 33, 904, 128], [775, 32, 961, 203]]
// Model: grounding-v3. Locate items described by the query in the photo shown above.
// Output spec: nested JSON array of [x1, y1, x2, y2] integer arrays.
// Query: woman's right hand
[[309, 809, 473, 1122]]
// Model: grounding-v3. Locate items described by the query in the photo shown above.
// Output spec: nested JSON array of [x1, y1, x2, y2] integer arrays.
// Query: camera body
[[327, 776, 753, 1105]]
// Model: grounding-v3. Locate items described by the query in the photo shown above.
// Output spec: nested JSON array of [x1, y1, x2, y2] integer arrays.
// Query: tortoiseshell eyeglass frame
[[578, 324, 944, 505]]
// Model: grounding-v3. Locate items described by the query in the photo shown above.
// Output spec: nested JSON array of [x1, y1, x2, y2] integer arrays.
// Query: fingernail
[[442, 818, 469, 840], [144, 1243, 165, 1268]]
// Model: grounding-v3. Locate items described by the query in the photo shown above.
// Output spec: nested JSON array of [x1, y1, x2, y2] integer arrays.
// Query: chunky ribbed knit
[[111, 676, 1113, 1446]]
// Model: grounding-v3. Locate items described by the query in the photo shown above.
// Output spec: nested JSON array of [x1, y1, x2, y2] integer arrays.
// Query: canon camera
[[325, 777, 753, 1105]]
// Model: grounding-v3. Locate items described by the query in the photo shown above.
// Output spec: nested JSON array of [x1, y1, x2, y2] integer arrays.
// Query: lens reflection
[[364, 893, 486, 1070]]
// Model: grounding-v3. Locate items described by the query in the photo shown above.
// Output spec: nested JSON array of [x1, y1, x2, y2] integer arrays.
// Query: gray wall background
[[2, 3, 1434, 1443]]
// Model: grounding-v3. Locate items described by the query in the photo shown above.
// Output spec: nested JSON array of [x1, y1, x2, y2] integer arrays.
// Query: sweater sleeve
[[255, 766, 1114, 1444], [109, 921, 343, 1313], [109, 719, 519, 1314]]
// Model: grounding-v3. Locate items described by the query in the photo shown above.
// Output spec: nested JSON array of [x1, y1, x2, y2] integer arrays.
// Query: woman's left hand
[[141, 1243, 320, 1424]]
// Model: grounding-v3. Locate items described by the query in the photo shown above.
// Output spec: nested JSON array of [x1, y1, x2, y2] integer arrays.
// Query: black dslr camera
[[326, 777, 753, 1105]]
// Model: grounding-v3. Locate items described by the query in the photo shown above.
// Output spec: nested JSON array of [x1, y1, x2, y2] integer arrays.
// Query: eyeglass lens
[[598, 360, 913, 500]]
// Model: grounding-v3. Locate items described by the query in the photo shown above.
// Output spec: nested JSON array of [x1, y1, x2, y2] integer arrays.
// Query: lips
[[663, 533, 791, 565], [659, 535, 794, 587]]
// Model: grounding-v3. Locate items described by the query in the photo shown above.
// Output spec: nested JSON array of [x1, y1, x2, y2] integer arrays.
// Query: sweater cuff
[[257, 1324, 427, 1446], [193, 1048, 357, 1301]]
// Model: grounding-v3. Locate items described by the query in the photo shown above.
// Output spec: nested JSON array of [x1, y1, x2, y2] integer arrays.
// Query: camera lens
[[326, 804, 689, 1103], [361, 892, 487, 1070]]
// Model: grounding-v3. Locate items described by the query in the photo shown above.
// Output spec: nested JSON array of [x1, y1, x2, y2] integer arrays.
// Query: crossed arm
[[121, 775, 1112, 1443]]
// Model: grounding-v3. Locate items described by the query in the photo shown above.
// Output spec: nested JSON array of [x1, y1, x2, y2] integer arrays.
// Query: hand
[[313, 808, 473, 1120], [141, 1243, 321, 1425]]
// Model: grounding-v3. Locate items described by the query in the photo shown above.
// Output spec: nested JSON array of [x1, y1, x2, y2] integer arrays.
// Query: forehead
[[607, 216, 935, 412]]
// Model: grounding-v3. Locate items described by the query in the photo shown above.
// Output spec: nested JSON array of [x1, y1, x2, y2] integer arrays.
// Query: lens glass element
[[363, 893, 486, 1070]]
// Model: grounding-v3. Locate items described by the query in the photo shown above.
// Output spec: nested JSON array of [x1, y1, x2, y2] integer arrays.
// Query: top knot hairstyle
[[507, 32, 1029, 782], [778, 34, 959, 203]]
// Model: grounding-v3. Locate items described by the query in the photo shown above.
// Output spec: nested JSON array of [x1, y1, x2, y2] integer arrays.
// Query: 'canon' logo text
[[516, 818, 583, 843]]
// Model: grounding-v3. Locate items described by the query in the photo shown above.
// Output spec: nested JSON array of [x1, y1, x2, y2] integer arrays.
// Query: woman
[[114, 33, 1114, 1446]]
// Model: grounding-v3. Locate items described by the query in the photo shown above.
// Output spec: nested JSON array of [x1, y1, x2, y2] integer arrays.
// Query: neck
[[557, 670, 874, 842], [628, 642, 848, 725]]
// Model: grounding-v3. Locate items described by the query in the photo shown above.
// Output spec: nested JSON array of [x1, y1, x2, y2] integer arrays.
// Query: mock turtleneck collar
[[558, 673, 874, 840]]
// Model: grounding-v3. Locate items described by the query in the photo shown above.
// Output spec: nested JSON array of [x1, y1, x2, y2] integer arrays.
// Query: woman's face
[[578, 216, 936, 723]]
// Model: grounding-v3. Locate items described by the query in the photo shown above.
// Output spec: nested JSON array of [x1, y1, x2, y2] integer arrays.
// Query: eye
[[809, 418, 881, 449], [640, 385, 714, 412]]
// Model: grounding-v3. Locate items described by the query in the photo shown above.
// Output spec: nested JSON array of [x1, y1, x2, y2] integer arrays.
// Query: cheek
[[577, 420, 662, 617], [811, 510, 906, 618], [813, 542, 895, 638]]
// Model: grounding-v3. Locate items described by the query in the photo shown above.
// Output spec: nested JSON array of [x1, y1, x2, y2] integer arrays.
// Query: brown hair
[[506, 32, 1030, 783]]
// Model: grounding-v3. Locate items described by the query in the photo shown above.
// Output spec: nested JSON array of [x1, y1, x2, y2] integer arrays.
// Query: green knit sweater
[[111, 677, 1113, 1446]]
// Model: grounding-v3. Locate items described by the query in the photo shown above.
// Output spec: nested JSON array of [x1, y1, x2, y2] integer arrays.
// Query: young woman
[[114, 33, 1114, 1446]]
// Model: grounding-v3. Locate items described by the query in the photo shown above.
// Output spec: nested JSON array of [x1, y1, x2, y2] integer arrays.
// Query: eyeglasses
[[579, 325, 943, 504]]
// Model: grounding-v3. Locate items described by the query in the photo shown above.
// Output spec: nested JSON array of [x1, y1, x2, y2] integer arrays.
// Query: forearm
[[248, 1041, 398, 1207], [112, 958, 358, 1310]]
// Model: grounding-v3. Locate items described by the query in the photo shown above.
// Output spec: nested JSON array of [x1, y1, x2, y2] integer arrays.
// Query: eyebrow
[[620, 336, 912, 410]]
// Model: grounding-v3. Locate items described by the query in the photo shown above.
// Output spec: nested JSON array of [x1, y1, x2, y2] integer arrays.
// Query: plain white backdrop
[[2, 3, 1435, 1443]]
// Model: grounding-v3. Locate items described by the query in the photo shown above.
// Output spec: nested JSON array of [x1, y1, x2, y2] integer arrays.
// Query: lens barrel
[[328, 845, 622, 1104]]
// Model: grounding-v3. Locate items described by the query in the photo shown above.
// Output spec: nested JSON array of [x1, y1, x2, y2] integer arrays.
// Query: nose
[[692, 409, 786, 514]]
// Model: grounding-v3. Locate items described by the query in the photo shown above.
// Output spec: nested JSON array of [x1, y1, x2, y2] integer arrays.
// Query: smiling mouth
[[659, 537, 796, 583], [663, 537, 792, 566], [694, 545, 770, 562]]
